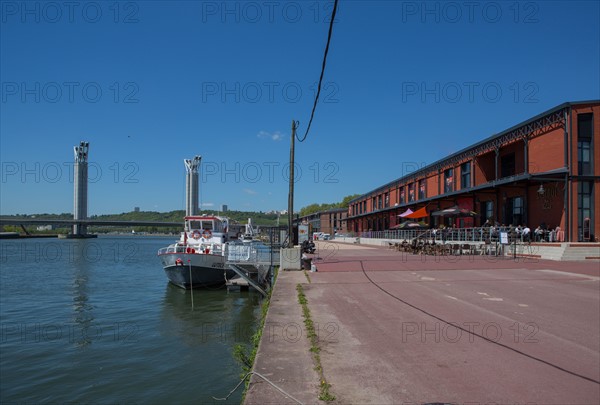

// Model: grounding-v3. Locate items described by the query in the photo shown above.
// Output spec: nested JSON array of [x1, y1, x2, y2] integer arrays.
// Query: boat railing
[[158, 245, 188, 255], [226, 244, 280, 264], [157, 243, 226, 256]]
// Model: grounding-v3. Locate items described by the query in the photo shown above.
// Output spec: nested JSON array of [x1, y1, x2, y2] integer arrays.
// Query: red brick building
[[298, 208, 348, 236], [347, 101, 599, 242]]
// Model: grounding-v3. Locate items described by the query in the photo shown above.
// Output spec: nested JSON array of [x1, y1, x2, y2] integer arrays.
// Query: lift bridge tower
[[184, 156, 201, 216], [72, 141, 90, 237]]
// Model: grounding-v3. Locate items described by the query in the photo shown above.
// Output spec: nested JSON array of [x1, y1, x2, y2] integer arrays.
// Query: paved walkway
[[245, 241, 600, 404], [244, 271, 321, 404]]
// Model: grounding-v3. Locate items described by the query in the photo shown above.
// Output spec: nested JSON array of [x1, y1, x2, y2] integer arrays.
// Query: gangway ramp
[[225, 243, 280, 296]]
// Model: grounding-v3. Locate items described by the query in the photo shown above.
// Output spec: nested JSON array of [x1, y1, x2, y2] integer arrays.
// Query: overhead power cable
[[297, 0, 339, 143]]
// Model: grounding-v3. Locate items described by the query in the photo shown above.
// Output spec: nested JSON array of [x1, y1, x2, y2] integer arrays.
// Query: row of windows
[[352, 194, 535, 231], [327, 212, 347, 230], [349, 111, 595, 218], [479, 197, 524, 226], [370, 192, 391, 211], [350, 161, 473, 216]]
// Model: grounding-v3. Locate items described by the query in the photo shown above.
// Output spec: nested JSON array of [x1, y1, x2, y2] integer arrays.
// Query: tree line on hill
[[298, 194, 360, 217], [1, 194, 360, 234]]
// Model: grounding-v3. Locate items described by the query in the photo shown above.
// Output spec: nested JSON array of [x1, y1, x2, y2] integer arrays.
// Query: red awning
[[404, 206, 428, 219]]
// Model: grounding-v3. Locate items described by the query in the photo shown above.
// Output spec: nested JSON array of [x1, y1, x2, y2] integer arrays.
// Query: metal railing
[[157, 245, 188, 255], [344, 227, 549, 244], [225, 242, 281, 297], [226, 243, 280, 264], [157, 243, 225, 255]]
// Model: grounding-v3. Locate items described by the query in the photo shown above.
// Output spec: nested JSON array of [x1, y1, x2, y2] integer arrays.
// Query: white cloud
[[257, 130, 284, 141], [202, 202, 214, 207], [243, 188, 258, 195]]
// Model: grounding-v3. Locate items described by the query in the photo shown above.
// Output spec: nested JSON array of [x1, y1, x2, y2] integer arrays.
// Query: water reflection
[[160, 284, 261, 348], [70, 240, 95, 348], [0, 236, 259, 404]]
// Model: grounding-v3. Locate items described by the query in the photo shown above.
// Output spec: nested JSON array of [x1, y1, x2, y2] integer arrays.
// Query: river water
[[0, 236, 261, 404]]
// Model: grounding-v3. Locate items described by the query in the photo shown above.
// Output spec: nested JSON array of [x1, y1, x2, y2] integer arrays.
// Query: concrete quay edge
[[244, 270, 322, 405]]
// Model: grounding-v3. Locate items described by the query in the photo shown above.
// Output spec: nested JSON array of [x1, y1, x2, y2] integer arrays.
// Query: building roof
[[298, 207, 347, 220], [349, 100, 599, 204]]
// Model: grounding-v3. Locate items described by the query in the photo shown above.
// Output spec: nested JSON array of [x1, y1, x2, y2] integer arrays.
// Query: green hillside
[[1, 196, 357, 234], [0, 210, 282, 234]]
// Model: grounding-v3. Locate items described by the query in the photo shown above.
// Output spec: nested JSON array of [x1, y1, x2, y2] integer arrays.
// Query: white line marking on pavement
[[536, 269, 600, 281]]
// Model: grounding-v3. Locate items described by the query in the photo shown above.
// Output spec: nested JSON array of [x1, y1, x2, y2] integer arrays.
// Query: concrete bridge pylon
[[68, 141, 96, 238]]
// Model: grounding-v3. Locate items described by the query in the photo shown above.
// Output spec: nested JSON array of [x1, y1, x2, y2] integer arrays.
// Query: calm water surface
[[0, 236, 261, 404]]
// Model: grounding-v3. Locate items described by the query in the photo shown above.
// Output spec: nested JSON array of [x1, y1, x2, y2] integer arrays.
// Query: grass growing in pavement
[[232, 267, 278, 399], [296, 283, 336, 402], [303, 269, 312, 283]]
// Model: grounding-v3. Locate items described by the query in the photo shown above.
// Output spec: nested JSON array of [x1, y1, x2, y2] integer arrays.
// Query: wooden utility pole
[[288, 120, 298, 247]]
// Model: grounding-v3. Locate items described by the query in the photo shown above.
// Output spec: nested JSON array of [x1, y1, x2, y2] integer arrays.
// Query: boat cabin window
[[186, 218, 221, 232], [188, 220, 202, 230]]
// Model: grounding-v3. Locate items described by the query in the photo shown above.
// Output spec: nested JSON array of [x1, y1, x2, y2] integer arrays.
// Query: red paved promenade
[[245, 241, 600, 404]]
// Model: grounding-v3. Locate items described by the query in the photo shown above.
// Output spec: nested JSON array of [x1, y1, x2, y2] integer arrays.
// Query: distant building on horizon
[[134, 207, 140, 212], [221, 204, 228, 212]]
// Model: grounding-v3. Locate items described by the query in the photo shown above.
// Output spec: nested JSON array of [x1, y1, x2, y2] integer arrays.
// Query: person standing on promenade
[[522, 225, 531, 244]]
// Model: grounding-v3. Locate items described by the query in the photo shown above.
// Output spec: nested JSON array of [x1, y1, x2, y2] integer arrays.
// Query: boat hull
[[159, 252, 235, 289]]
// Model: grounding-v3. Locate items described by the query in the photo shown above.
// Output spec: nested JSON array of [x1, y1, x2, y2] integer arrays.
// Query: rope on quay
[[213, 371, 304, 404]]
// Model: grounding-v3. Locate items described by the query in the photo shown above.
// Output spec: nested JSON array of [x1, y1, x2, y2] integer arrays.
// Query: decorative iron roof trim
[[349, 100, 598, 205]]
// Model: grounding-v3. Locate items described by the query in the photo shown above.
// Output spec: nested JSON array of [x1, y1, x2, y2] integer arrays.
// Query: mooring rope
[[213, 371, 304, 404]]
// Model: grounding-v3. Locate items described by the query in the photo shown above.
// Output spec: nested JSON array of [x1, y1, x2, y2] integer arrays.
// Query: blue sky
[[1, 0, 599, 215]]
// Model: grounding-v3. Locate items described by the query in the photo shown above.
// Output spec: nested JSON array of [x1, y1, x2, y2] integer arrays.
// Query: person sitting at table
[[534, 225, 544, 242]]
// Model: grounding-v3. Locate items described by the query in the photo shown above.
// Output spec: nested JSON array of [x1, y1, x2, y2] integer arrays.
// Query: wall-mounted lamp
[[537, 184, 545, 196]]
